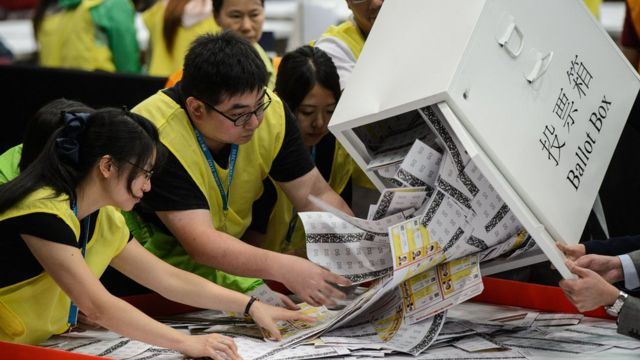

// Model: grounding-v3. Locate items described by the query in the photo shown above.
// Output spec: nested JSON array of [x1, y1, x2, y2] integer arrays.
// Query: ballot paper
[[321, 288, 446, 356], [477, 230, 531, 263], [375, 162, 404, 187], [45, 302, 640, 360], [301, 211, 395, 283], [494, 329, 612, 354], [452, 334, 505, 352], [248, 283, 289, 307], [393, 139, 442, 190], [402, 256, 483, 324], [370, 187, 430, 221], [463, 161, 522, 248]]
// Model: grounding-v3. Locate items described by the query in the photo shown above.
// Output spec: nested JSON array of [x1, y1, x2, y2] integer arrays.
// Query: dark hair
[[20, 99, 94, 172], [275, 45, 341, 112], [163, 0, 191, 54], [212, 0, 264, 16], [0, 108, 161, 213], [181, 32, 267, 105]]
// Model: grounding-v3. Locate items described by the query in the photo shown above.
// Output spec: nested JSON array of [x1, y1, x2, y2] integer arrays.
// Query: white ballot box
[[329, 0, 640, 278]]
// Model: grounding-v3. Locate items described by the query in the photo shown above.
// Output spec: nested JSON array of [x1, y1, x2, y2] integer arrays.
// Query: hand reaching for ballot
[[277, 255, 352, 307], [179, 333, 241, 360], [247, 300, 316, 340]]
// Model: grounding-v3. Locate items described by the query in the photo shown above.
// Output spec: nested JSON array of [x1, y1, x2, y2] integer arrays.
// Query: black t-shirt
[[0, 211, 102, 287], [248, 134, 353, 233], [133, 86, 315, 233]]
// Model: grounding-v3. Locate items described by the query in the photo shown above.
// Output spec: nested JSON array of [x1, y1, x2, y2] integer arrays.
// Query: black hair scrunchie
[[55, 112, 90, 165]]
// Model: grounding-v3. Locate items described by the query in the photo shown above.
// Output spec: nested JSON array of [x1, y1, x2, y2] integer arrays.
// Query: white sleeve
[[315, 36, 358, 90], [620, 254, 640, 290]]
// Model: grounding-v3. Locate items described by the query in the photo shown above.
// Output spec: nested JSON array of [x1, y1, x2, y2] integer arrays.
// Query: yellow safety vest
[[143, 2, 220, 77], [262, 139, 354, 252], [129, 89, 285, 291], [318, 19, 365, 60], [163, 42, 275, 89], [254, 43, 276, 90], [0, 188, 128, 344], [37, 0, 115, 72]]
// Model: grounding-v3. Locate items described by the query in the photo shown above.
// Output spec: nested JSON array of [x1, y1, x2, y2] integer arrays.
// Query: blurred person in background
[[314, 0, 383, 90], [213, 0, 274, 88], [33, 0, 141, 73], [165, 0, 275, 88], [143, 0, 219, 76]]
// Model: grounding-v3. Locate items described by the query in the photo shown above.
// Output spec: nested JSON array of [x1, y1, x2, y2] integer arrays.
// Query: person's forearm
[[86, 295, 190, 352], [187, 228, 285, 281], [154, 265, 252, 313], [312, 190, 354, 216]]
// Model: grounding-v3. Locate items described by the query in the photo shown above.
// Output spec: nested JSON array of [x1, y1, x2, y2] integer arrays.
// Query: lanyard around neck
[[193, 128, 238, 212], [67, 200, 91, 328]]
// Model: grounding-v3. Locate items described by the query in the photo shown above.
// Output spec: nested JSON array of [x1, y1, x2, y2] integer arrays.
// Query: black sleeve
[[247, 177, 278, 233], [269, 105, 315, 182], [584, 235, 640, 256], [141, 143, 209, 211], [0, 212, 79, 287], [10, 213, 77, 247]]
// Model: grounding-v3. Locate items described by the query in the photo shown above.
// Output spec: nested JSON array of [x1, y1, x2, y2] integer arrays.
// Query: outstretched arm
[[157, 209, 351, 306], [278, 167, 353, 216], [24, 234, 238, 359], [110, 239, 312, 338]]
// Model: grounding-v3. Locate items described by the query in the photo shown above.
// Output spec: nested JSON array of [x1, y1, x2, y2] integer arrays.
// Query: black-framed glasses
[[124, 160, 154, 181], [199, 89, 272, 127]]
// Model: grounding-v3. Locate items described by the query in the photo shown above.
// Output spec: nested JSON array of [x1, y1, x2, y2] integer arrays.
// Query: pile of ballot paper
[[258, 104, 540, 356], [43, 302, 640, 359], [44, 104, 572, 359]]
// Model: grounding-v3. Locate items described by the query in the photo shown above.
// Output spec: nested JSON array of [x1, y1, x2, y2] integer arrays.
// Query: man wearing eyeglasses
[[126, 32, 353, 308], [315, 0, 384, 90]]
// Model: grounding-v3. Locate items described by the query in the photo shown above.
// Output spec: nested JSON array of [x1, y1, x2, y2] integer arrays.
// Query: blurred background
[[0, 0, 628, 65]]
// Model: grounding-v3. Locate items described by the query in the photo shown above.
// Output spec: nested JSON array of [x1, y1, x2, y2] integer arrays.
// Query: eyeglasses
[[124, 160, 154, 181], [199, 90, 272, 127]]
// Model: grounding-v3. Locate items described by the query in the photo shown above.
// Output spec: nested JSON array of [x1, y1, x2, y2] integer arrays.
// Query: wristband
[[244, 296, 258, 316]]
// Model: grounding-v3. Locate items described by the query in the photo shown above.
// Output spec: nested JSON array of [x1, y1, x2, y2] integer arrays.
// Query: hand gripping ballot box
[[329, 0, 640, 278]]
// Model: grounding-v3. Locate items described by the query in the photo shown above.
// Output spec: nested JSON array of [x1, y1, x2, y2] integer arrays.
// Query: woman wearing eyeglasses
[[0, 105, 313, 358], [315, 0, 384, 90]]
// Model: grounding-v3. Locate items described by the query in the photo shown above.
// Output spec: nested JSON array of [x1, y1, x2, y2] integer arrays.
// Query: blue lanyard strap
[[68, 201, 90, 328], [194, 128, 238, 212]]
